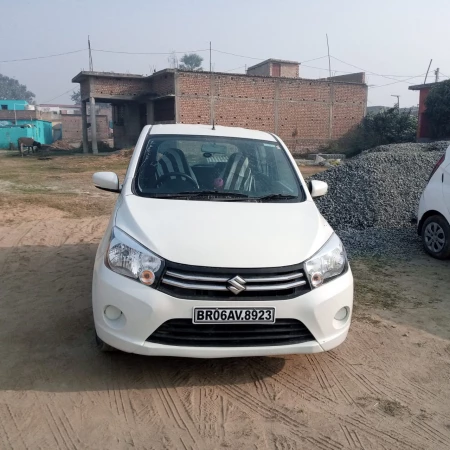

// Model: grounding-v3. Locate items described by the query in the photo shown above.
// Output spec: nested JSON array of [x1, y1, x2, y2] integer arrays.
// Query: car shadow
[[0, 243, 285, 392]]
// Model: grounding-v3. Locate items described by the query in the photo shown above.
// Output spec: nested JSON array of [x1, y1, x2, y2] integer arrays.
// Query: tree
[[323, 106, 418, 156], [71, 89, 81, 104], [0, 74, 35, 103], [425, 79, 450, 138], [179, 53, 203, 71]]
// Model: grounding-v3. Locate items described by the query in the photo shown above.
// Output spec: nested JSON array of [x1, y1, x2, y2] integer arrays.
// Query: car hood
[[115, 195, 333, 268]]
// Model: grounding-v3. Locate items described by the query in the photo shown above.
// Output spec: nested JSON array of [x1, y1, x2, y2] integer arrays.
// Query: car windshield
[[134, 134, 304, 202]]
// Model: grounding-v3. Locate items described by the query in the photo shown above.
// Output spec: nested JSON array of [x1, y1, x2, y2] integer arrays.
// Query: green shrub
[[321, 106, 417, 157], [425, 79, 450, 138]]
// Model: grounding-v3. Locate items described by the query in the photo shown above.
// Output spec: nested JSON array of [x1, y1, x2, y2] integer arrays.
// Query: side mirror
[[309, 180, 328, 198], [93, 172, 120, 193]]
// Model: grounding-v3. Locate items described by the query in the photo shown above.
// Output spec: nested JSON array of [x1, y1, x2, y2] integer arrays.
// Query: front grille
[[147, 319, 315, 347], [158, 262, 311, 300]]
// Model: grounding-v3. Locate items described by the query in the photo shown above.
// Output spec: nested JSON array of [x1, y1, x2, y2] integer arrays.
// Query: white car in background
[[417, 145, 450, 259], [91, 124, 353, 358]]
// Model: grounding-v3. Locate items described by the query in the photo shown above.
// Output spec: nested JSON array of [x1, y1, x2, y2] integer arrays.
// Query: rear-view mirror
[[309, 180, 328, 198], [93, 172, 121, 193], [201, 144, 227, 154]]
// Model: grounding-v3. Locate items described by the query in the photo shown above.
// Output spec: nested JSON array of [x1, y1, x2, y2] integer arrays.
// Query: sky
[[1, 0, 449, 107]]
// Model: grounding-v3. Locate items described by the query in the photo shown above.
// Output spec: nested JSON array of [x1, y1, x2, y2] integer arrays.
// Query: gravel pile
[[311, 148, 445, 230], [309, 141, 449, 257], [339, 227, 421, 258], [363, 141, 449, 154]]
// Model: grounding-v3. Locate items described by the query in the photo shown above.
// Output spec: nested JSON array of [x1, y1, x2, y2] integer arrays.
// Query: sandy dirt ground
[[1, 152, 450, 450]]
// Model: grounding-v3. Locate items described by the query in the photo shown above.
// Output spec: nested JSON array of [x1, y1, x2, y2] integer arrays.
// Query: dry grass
[[0, 152, 129, 219]]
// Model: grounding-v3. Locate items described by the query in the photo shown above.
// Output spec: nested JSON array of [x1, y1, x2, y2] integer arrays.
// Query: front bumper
[[92, 259, 354, 358]]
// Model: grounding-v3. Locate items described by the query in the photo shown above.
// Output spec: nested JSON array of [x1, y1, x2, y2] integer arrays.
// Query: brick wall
[[60, 114, 109, 141], [279, 64, 299, 78], [0, 110, 56, 122], [113, 103, 141, 148], [328, 72, 365, 83], [176, 71, 367, 154], [247, 62, 299, 78], [246, 64, 271, 77], [150, 72, 175, 97], [80, 76, 150, 101]]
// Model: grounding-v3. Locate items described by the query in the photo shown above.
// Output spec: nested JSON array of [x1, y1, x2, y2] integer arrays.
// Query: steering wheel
[[155, 171, 199, 188]]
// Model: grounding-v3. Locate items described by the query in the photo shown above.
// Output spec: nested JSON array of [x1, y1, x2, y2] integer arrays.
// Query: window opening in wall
[[1, 105, 7, 110], [154, 97, 175, 122], [113, 104, 125, 126]]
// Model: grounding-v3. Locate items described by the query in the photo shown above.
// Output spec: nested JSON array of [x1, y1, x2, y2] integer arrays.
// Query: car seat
[[156, 148, 198, 184], [222, 153, 255, 192]]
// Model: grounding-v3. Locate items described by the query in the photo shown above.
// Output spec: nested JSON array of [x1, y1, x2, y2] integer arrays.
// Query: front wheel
[[95, 331, 116, 352], [422, 215, 450, 260]]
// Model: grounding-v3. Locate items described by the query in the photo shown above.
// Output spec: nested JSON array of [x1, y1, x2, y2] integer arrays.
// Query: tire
[[95, 331, 116, 352], [422, 215, 450, 260]]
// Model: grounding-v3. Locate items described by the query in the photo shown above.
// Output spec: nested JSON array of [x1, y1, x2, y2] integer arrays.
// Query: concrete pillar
[[274, 80, 280, 134], [81, 100, 89, 153], [146, 101, 154, 124], [174, 71, 180, 123], [89, 96, 98, 154]]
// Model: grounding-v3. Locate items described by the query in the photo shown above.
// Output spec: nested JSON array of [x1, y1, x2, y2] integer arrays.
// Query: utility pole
[[326, 34, 332, 79], [424, 59, 432, 84], [209, 41, 214, 126], [434, 68, 440, 83], [391, 95, 400, 109], [326, 34, 333, 140], [88, 35, 93, 71]]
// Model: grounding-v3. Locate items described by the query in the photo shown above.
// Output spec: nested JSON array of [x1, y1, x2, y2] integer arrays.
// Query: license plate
[[193, 307, 275, 324]]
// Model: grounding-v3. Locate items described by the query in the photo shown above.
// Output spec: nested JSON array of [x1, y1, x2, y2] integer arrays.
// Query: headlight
[[106, 226, 164, 286], [304, 233, 347, 288]]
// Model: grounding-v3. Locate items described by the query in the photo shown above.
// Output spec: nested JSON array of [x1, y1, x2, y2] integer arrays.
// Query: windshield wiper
[[254, 194, 298, 201], [146, 190, 251, 200], [178, 190, 250, 198]]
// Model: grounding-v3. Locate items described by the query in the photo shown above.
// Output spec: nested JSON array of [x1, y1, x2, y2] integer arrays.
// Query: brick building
[[73, 59, 367, 153], [409, 82, 441, 141]]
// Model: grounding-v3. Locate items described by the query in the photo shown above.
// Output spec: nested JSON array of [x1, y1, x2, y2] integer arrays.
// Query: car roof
[[147, 124, 277, 141]]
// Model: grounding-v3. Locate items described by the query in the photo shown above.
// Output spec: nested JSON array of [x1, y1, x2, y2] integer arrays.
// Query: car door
[[443, 146, 450, 216]]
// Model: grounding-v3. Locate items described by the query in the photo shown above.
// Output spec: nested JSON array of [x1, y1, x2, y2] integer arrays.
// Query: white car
[[417, 146, 450, 259], [92, 124, 353, 358]]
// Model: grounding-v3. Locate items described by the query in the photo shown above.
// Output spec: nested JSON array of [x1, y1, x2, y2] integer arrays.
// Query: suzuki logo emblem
[[227, 276, 247, 295]]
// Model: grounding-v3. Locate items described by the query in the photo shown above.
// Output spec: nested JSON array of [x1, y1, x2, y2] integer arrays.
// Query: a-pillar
[[81, 100, 89, 154], [89, 96, 98, 154]]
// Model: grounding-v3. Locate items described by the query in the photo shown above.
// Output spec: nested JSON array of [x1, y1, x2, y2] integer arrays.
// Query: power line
[[369, 73, 427, 89], [41, 88, 77, 104], [223, 65, 247, 73], [300, 63, 424, 79], [0, 49, 86, 63], [212, 49, 265, 61], [92, 48, 209, 55], [331, 56, 423, 84], [212, 49, 330, 65]]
